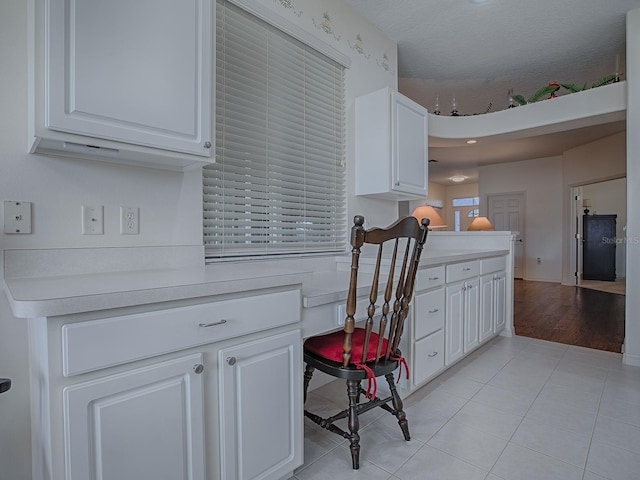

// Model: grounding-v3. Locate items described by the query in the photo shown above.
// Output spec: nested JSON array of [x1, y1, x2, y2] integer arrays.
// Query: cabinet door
[[445, 284, 465, 365], [463, 278, 479, 353], [63, 354, 205, 480], [479, 274, 495, 343], [494, 273, 507, 333], [46, 0, 213, 157], [391, 92, 428, 196], [218, 330, 303, 480]]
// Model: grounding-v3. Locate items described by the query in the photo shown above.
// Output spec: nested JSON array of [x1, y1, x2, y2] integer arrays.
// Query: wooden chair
[[303, 215, 430, 469]]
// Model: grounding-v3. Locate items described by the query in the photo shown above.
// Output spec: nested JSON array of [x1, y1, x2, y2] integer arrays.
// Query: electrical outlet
[[82, 205, 104, 235], [4, 201, 32, 234], [120, 206, 139, 234]]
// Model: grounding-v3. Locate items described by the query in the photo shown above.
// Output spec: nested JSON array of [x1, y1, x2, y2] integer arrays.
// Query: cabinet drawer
[[414, 289, 445, 339], [413, 330, 445, 386], [480, 256, 507, 275], [415, 265, 445, 291], [446, 260, 479, 283], [62, 289, 301, 376]]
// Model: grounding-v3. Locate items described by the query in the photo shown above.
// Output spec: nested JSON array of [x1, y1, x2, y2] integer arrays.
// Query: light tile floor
[[292, 335, 640, 480]]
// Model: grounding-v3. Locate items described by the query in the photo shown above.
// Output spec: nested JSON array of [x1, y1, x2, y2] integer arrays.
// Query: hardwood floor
[[513, 279, 625, 353]]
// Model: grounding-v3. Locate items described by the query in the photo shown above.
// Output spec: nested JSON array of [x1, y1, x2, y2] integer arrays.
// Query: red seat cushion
[[304, 328, 389, 365]]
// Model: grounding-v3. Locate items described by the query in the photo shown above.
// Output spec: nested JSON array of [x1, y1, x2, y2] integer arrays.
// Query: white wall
[[0, 1, 398, 478], [479, 156, 564, 282], [478, 130, 627, 286], [624, 9, 640, 366], [405, 180, 447, 219]]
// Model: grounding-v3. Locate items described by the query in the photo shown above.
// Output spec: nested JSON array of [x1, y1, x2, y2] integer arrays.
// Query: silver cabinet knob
[[226, 356, 237, 366], [204, 141, 212, 149], [193, 364, 204, 374]]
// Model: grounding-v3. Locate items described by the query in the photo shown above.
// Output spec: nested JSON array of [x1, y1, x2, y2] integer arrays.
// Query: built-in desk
[[3, 233, 516, 480]]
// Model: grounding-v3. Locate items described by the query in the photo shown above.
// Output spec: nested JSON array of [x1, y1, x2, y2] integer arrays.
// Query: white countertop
[[3, 247, 508, 318], [4, 263, 310, 318]]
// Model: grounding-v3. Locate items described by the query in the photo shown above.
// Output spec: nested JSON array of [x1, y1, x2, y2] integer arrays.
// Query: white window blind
[[204, 0, 346, 258]]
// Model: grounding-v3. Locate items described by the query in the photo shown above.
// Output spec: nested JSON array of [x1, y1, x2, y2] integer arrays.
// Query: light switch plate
[[4, 201, 32, 234], [82, 205, 104, 235]]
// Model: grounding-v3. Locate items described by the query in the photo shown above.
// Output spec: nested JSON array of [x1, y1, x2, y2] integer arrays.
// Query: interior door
[[488, 193, 525, 279], [583, 214, 617, 281]]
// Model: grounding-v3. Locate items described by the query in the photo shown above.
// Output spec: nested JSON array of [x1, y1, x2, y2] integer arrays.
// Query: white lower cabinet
[[494, 272, 507, 333], [480, 270, 508, 340], [406, 255, 509, 393], [479, 253, 508, 339], [63, 354, 206, 480], [218, 330, 303, 480], [479, 274, 495, 343], [410, 266, 446, 387], [463, 278, 480, 353], [29, 288, 303, 480], [445, 278, 479, 365]]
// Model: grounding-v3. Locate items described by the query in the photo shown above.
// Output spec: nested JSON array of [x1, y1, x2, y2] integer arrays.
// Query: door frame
[[569, 177, 627, 286], [570, 186, 584, 286]]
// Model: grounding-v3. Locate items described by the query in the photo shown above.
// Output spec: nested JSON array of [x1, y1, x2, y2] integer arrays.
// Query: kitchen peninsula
[[4, 231, 515, 480]]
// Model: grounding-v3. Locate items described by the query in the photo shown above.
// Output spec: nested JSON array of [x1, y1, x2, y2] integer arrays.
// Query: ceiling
[[342, 0, 636, 184]]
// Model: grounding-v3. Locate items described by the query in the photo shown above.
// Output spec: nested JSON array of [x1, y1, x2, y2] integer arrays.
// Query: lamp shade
[[411, 205, 447, 229], [467, 216, 495, 231]]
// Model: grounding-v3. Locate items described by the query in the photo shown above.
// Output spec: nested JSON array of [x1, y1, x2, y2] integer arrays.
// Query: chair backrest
[[342, 215, 430, 367]]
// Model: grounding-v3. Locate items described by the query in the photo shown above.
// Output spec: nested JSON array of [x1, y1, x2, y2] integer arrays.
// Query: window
[[204, 0, 346, 258], [453, 198, 479, 231], [452, 197, 479, 207]]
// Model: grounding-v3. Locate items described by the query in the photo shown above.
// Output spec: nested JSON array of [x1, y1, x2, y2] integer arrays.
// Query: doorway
[[570, 178, 627, 288], [488, 193, 525, 279]]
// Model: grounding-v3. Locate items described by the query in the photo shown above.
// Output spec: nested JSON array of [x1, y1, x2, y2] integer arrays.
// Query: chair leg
[[346, 379, 361, 469], [385, 373, 410, 441], [303, 364, 314, 404]]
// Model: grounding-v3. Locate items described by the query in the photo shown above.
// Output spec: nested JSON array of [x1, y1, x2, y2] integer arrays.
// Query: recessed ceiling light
[[469, 0, 490, 4], [466, 139, 477, 144], [450, 175, 466, 183]]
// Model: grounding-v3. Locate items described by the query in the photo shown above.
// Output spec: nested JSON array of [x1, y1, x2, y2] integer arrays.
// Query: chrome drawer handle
[[463, 267, 472, 271], [199, 319, 227, 328], [428, 352, 439, 358], [428, 308, 439, 313], [428, 276, 440, 280]]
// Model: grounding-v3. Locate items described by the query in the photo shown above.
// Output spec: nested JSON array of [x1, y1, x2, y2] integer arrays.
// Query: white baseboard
[[623, 351, 640, 366]]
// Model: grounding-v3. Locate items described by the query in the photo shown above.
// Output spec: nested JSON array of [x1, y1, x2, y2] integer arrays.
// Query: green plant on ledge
[[512, 74, 620, 106]]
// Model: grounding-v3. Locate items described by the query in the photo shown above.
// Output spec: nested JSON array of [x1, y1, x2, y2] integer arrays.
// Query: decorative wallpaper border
[[273, 0, 302, 18], [272, 0, 394, 75]]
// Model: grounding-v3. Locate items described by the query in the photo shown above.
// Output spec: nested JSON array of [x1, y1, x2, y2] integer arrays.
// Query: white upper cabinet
[[355, 88, 428, 200], [30, 0, 213, 170]]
